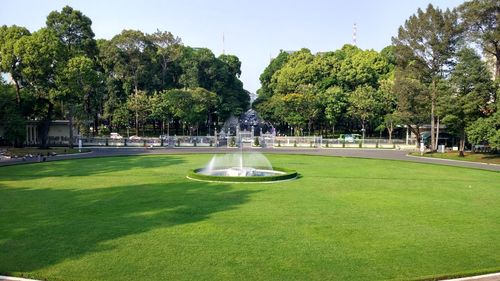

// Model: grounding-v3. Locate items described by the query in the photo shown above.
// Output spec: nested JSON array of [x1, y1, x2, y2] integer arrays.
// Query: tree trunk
[[430, 79, 436, 152], [435, 116, 440, 151], [38, 101, 54, 149], [458, 130, 466, 157], [68, 108, 74, 149], [14, 79, 21, 107], [495, 48, 500, 80], [134, 85, 139, 136]]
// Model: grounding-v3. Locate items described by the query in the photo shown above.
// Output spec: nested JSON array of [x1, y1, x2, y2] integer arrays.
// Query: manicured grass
[[410, 151, 500, 165], [0, 154, 499, 281]]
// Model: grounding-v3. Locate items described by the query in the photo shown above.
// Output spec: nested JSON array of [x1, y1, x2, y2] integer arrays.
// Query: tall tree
[[458, 0, 500, 79], [442, 48, 495, 156], [347, 85, 381, 141], [148, 29, 182, 89], [15, 28, 64, 148], [57, 55, 100, 148], [0, 25, 30, 107], [319, 86, 348, 137], [393, 4, 461, 151], [46, 5, 98, 59]]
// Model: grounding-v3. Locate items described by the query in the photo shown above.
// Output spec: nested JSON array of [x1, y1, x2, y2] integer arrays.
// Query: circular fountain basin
[[187, 167, 297, 183]]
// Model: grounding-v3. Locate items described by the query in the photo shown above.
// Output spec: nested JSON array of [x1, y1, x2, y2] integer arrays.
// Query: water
[[201, 152, 282, 177]]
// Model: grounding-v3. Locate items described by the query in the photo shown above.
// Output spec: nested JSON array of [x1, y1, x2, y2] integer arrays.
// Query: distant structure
[[222, 32, 225, 55], [353, 23, 357, 46]]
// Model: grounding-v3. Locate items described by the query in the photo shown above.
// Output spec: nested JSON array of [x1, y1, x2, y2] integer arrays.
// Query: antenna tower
[[353, 23, 357, 46]]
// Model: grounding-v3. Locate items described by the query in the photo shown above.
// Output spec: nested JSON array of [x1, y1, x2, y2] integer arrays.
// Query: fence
[[31, 135, 414, 149]]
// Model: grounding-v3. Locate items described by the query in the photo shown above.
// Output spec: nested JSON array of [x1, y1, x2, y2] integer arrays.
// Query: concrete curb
[[406, 154, 500, 167], [0, 276, 41, 281], [443, 272, 500, 281]]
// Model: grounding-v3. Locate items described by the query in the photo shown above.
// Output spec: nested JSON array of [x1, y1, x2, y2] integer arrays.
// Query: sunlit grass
[[0, 154, 499, 281]]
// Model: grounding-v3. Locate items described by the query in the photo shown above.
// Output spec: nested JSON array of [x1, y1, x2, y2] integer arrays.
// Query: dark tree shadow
[[0, 180, 258, 274]]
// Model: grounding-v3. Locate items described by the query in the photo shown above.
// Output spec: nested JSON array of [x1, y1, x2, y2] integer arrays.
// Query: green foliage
[[467, 111, 500, 149], [458, 0, 500, 79], [254, 137, 260, 147], [229, 136, 236, 147]]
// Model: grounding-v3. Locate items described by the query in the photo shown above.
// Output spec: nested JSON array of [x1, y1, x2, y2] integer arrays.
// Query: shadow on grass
[[0, 155, 186, 179], [0, 180, 258, 274]]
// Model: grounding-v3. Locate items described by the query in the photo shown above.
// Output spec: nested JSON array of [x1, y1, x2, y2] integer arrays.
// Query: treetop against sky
[[0, 0, 464, 93]]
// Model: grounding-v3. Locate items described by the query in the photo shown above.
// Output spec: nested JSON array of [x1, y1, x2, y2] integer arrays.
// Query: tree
[[256, 50, 289, 99], [393, 4, 461, 151], [458, 0, 500, 79], [127, 90, 151, 136], [0, 25, 30, 107], [0, 78, 25, 146], [319, 86, 348, 137], [148, 29, 182, 89], [274, 93, 308, 136], [101, 30, 155, 135], [347, 85, 381, 140], [442, 48, 495, 156], [46, 5, 98, 59], [467, 111, 500, 150], [57, 55, 100, 148], [15, 28, 64, 148], [393, 69, 429, 144]]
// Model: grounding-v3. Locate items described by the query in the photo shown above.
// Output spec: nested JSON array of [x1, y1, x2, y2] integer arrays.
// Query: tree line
[[0, 6, 250, 148], [253, 0, 499, 155]]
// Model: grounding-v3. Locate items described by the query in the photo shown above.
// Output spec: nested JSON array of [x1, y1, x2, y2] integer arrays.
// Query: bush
[[278, 140, 281, 147], [358, 142, 362, 148], [376, 141, 379, 148], [342, 140, 346, 148], [99, 125, 110, 137], [176, 139, 181, 147], [230, 136, 236, 147], [254, 137, 260, 147], [325, 140, 329, 148], [209, 139, 213, 147], [294, 140, 297, 147]]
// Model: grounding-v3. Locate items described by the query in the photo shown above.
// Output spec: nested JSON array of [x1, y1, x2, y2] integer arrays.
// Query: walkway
[[0, 147, 498, 171]]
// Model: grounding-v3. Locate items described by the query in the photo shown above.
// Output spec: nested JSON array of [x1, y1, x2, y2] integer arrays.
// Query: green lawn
[[410, 151, 500, 165], [0, 154, 499, 281]]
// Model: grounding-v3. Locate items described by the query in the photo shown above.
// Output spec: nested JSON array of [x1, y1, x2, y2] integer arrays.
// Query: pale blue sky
[[1, 0, 464, 93]]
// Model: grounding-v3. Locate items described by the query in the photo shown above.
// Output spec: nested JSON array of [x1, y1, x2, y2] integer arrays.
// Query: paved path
[[0, 147, 498, 171]]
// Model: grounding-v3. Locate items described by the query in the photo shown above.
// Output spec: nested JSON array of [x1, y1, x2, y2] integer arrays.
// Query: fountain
[[188, 151, 297, 183]]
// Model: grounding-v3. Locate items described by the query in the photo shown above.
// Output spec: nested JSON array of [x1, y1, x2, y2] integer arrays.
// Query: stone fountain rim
[[187, 167, 298, 183]]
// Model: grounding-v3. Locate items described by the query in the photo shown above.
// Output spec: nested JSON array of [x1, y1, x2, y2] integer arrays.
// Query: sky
[[1, 0, 465, 93]]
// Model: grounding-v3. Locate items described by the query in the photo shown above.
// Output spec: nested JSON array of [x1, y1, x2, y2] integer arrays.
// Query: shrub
[[359, 142, 362, 148], [254, 137, 260, 147], [325, 140, 329, 148], [342, 140, 346, 148], [278, 140, 281, 147], [176, 139, 181, 147], [376, 141, 379, 148], [209, 139, 213, 147], [230, 136, 236, 147], [294, 140, 297, 147]]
